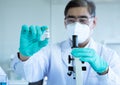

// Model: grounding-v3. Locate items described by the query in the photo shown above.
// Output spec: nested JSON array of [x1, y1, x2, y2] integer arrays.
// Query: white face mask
[[66, 22, 90, 43]]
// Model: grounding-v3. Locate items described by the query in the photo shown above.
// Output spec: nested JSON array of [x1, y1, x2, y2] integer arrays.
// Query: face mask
[[66, 22, 90, 43]]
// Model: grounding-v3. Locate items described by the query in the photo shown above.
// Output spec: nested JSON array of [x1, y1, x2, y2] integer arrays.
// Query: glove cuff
[[97, 67, 109, 75]]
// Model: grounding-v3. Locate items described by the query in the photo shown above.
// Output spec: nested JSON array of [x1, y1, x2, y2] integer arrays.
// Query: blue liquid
[[0, 82, 6, 85]]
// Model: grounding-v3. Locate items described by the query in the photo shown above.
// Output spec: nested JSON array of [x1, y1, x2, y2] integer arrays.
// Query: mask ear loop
[[88, 18, 95, 36], [90, 29, 94, 36]]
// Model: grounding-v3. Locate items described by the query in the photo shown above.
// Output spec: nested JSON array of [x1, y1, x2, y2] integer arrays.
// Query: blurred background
[[0, 0, 120, 84]]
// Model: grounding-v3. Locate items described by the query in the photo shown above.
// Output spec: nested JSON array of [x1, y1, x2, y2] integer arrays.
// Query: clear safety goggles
[[65, 15, 94, 25]]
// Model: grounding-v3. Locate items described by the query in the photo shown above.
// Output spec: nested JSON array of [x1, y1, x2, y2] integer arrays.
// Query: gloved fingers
[[71, 48, 95, 58], [42, 38, 49, 44], [39, 38, 49, 47], [72, 48, 94, 53], [72, 52, 92, 58], [79, 57, 92, 63], [36, 25, 43, 40], [29, 25, 37, 39], [41, 26, 48, 33], [21, 25, 29, 36]]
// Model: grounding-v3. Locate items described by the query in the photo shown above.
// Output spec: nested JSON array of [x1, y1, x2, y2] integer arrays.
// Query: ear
[[91, 17, 97, 30], [93, 17, 97, 26], [64, 19, 67, 28]]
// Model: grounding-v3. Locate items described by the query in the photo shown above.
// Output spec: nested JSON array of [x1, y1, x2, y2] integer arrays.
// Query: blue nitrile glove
[[19, 25, 49, 57], [71, 48, 108, 74]]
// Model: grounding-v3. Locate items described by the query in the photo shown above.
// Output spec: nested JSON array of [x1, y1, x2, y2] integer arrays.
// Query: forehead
[[66, 7, 90, 17]]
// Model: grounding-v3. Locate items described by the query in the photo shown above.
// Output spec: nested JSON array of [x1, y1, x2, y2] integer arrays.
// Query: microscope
[[67, 35, 86, 85]]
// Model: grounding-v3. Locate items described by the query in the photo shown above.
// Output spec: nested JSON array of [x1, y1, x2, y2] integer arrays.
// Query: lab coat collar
[[88, 38, 98, 52], [60, 38, 96, 49], [60, 38, 97, 51]]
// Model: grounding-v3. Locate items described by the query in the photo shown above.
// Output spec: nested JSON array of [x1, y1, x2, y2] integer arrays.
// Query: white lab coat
[[12, 38, 120, 85]]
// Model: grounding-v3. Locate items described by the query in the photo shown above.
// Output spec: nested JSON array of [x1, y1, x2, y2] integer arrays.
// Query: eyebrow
[[65, 15, 89, 19], [65, 15, 76, 19], [78, 16, 88, 18]]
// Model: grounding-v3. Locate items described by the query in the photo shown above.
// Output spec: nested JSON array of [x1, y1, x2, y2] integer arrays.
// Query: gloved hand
[[19, 25, 49, 57], [71, 48, 108, 74]]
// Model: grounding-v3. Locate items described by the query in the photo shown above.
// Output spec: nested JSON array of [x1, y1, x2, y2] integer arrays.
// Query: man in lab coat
[[12, 0, 120, 85]]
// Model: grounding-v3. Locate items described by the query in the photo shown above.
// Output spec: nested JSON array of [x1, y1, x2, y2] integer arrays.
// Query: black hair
[[64, 0, 96, 17]]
